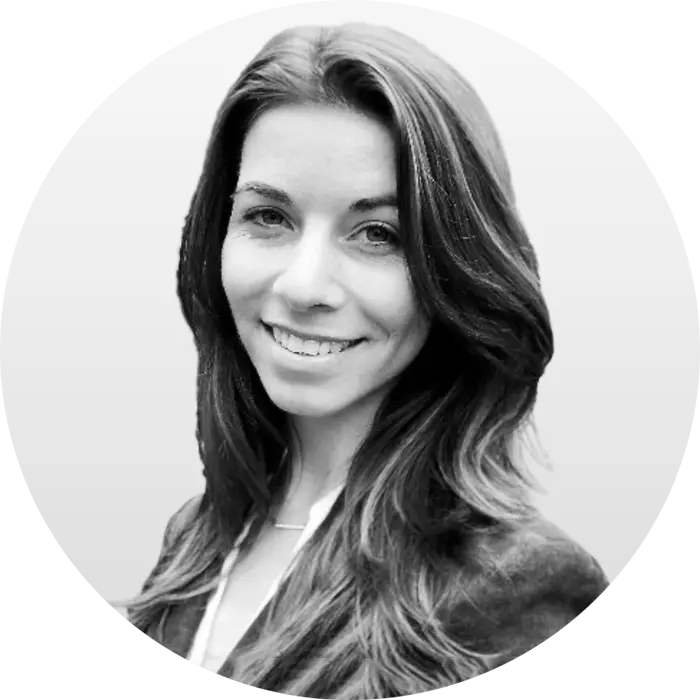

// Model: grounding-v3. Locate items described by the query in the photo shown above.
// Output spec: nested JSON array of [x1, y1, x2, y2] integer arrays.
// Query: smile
[[264, 324, 364, 357]]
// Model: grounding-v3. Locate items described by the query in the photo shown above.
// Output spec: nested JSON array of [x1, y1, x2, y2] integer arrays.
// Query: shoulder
[[161, 493, 204, 549], [478, 515, 608, 605], [443, 514, 608, 664], [139, 493, 205, 593]]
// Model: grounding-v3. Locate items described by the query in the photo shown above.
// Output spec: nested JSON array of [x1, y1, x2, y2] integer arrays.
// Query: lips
[[261, 321, 365, 348]]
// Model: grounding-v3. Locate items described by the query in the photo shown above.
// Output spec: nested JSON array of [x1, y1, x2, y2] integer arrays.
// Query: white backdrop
[[1, 2, 698, 700]]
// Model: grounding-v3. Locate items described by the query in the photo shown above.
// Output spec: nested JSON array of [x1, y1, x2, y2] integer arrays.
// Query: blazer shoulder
[[444, 515, 608, 665], [139, 494, 204, 595], [162, 493, 204, 549], [493, 516, 608, 605], [463, 515, 609, 611]]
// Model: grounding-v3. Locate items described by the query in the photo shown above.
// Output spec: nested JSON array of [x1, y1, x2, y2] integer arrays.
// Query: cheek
[[357, 265, 428, 343], [398, 312, 431, 358], [220, 233, 267, 314]]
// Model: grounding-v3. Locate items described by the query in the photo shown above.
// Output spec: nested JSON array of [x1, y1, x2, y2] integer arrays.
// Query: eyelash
[[241, 207, 401, 251]]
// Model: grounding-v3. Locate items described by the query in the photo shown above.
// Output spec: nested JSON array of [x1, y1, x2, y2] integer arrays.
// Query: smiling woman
[[123, 22, 607, 699]]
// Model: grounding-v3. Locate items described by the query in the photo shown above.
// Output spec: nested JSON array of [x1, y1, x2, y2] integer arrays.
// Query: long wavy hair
[[126, 23, 554, 698]]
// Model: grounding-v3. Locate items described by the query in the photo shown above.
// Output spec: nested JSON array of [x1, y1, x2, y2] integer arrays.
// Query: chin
[[268, 393, 344, 418]]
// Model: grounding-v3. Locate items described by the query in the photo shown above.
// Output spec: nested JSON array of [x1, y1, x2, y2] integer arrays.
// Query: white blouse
[[187, 484, 344, 667]]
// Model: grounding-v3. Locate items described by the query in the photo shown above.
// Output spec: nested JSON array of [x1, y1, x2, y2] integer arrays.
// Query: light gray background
[[1, 2, 697, 603]]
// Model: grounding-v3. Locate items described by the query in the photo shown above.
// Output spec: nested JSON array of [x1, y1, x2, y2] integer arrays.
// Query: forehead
[[237, 104, 397, 203]]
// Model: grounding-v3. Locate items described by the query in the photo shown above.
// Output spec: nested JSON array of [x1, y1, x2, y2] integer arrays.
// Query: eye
[[243, 207, 290, 228], [355, 223, 401, 251]]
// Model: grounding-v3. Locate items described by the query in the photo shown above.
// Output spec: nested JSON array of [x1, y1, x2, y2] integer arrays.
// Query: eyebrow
[[232, 181, 398, 213]]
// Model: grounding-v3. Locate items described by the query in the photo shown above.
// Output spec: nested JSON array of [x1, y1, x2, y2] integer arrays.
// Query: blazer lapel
[[216, 597, 273, 677], [147, 583, 274, 674], [159, 592, 210, 659]]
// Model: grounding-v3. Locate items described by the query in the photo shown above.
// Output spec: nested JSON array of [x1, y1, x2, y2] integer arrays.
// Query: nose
[[271, 223, 345, 311]]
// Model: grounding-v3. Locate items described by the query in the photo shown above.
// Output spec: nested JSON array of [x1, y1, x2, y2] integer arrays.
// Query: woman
[[126, 22, 608, 698]]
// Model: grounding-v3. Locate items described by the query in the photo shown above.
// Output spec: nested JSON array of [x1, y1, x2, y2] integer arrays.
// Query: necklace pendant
[[274, 523, 306, 531]]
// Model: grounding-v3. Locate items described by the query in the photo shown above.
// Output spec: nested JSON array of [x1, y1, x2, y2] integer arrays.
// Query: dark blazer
[[137, 494, 608, 692]]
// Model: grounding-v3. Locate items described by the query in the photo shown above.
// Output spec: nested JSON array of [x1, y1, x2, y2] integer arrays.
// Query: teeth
[[270, 326, 354, 356]]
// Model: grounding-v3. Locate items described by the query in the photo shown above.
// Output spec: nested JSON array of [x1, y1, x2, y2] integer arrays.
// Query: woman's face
[[221, 104, 430, 419]]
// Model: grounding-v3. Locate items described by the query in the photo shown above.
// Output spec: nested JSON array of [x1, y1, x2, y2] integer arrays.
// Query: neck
[[278, 393, 386, 522]]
